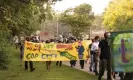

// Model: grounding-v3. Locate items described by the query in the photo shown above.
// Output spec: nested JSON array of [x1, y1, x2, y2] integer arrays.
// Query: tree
[[103, 0, 133, 31], [0, 0, 61, 70], [92, 15, 103, 30], [60, 3, 94, 37]]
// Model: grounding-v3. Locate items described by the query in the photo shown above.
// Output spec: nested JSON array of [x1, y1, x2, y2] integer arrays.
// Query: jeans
[[90, 54, 94, 70], [93, 53, 98, 72]]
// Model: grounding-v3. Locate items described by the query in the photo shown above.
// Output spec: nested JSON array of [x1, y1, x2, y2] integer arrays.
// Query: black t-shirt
[[98, 39, 111, 60]]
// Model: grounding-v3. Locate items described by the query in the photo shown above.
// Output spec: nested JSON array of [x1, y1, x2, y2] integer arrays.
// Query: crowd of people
[[17, 32, 133, 80]]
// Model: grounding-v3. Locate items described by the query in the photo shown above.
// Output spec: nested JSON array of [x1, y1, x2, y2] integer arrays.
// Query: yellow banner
[[23, 40, 91, 61]]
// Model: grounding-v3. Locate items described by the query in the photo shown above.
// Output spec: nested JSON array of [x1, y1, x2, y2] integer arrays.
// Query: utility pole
[[56, 10, 60, 37], [57, 12, 59, 37], [89, 26, 91, 39]]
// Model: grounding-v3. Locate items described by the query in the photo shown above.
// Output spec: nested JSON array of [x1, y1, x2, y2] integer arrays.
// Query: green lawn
[[0, 47, 99, 80]]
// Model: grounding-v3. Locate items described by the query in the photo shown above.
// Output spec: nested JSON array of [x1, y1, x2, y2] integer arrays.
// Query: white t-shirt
[[91, 41, 99, 51]]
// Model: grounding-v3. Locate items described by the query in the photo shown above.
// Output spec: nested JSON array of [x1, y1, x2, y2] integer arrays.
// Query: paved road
[[63, 60, 120, 80]]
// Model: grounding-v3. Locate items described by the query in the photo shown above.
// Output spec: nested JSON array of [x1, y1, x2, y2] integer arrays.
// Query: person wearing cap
[[98, 32, 112, 80]]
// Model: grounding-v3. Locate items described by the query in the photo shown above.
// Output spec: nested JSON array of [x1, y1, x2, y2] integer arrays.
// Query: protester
[[91, 36, 99, 75], [24, 36, 35, 72], [76, 40, 85, 69], [56, 40, 62, 67], [98, 32, 112, 80], [89, 39, 95, 72], [45, 40, 52, 70], [13, 36, 19, 49], [19, 41, 24, 66], [68, 37, 76, 67]]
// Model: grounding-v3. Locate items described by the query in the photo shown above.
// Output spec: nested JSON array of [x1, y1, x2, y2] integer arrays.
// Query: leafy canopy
[[103, 0, 133, 31], [60, 3, 94, 37]]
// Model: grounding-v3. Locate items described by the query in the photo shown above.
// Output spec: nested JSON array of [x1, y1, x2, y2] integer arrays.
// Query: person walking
[[98, 32, 112, 80], [89, 39, 95, 72], [77, 40, 85, 69], [56, 40, 63, 67], [91, 36, 99, 75], [24, 37, 35, 72], [67, 37, 76, 67], [19, 41, 24, 66], [45, 40, 52, 70]]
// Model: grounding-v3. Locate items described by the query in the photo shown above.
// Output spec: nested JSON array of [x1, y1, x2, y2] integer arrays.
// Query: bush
[[0, 40, 11, 70], [0, 28, 12, 70]]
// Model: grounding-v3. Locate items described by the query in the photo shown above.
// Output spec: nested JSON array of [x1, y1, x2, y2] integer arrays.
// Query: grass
[[0, 47, 99, 80]]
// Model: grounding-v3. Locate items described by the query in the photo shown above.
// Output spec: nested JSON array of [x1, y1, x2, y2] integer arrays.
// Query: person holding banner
[[45, 40, 52, 70], [98, 32, 112, 80], [24, 37, 35, 72], [56, 40, 62, 67], [69, 37, 77, 67], [77, 40, 85, 69]]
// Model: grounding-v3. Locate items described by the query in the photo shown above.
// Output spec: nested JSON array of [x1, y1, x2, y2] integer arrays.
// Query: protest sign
[[23, 40, 91, 61], [111, 31, 133, 72]]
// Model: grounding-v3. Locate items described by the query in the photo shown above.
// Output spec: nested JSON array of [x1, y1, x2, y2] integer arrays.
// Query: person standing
[[91, 36, 99, 75], [98, 32, 112, 80]]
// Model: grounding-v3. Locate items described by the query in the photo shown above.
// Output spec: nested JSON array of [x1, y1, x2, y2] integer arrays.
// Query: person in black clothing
[[56, 40, 62, 67], [19, 42, 24, 66], [68, 37, 76, 67], [45, 40, 52, 70], [24, 37, 35, 72], [98, 32, 112, 80]]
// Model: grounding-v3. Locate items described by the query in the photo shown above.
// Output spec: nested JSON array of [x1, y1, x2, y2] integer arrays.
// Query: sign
[[111, 31, 133, 72], [23, 40, 91, 61]]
